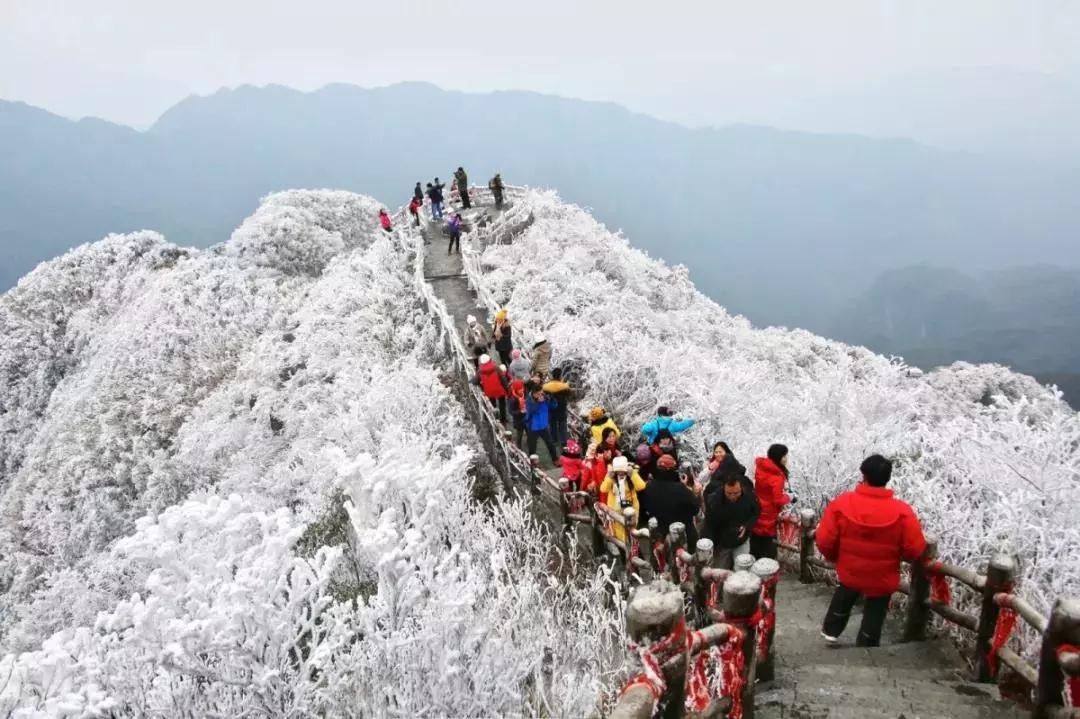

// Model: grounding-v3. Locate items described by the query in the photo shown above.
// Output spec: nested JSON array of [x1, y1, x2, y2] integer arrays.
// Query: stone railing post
[[667, 522, 688, 588], [974, 553, 1017, 682], [751, 558, 781, 683], [723, 571, 762, 718], [611, 580, 688, 719], [798, 508, 817, 583], [903, 536, 938, 643], [1033, 598, 1080, 718], [692, 538, 714, 626], [734, 554, 755, 573]]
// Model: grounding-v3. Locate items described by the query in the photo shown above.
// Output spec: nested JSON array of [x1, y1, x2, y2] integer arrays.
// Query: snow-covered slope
[[0, 191, 615, 716], [469, 189, 1080, 645]]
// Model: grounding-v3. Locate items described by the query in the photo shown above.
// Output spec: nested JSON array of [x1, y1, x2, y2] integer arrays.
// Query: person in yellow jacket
[[599, 456, 646, 544], [588, 406, 620, 447]]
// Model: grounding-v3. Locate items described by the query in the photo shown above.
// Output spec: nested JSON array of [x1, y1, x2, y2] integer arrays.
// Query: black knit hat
[[658, 406, 673, 416]]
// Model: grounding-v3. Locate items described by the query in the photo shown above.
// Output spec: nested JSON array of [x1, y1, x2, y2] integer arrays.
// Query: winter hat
[[767, 444, 789, 465], [635, 444, 652, 463], [534, 336, 547, 346], [611, 456, 630, 473], [564, 438, 581, 457], [479, 354, 491, 365], [467, 315, 477, 325], [658, 405, 673, 417], [511, 349, 522, 359], [589, 407, 605, 422], [656, 454, 677, 470], [495, 308, 508, 321], [499, 364, 507, 372]]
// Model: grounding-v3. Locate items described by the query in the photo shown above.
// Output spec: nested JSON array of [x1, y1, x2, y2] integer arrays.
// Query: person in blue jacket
[[641, 405, 695, 445], [525, 386, 559, 462]]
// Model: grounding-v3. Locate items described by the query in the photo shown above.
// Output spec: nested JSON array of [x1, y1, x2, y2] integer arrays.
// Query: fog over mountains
[[2, 81, 1078, 402]]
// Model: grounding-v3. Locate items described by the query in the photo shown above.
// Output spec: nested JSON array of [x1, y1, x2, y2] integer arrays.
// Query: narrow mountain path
[[412, 187, 1029, 718]]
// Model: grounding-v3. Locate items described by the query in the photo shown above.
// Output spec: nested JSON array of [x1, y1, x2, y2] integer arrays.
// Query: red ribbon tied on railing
[[619, 616, 689, 711], [987, 605, 1018, 675], [653, 542, 668, 574], [926, 561, 952, 606], [1058, 644, 1080, 708], [777, 515, 801, 548], [677, 552, 691, 585], [718, 627, 748, 719], [684, 632, 715, 713]]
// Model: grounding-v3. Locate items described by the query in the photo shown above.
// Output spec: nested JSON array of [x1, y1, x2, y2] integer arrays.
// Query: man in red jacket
[[816, 454, 927, 647]]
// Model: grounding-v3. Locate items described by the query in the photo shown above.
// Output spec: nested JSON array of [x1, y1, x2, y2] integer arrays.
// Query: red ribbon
[[777, 515, 800, 547], [718, 627, 748, 719], [927, 562, 951, 605], [677, 552, 691, 584], [653, 542, 668, 574], [1058, 644, 1080, 707], [756, 597, 776, 661], [988, 606, 1017, 675], [684, 632, 714, 713], [620, 616, 690, 712], [708, 579, 719, 610]]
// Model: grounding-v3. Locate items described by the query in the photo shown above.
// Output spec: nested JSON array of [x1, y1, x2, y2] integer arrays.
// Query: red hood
[[478, 361, 498, 374], [754, 457, 786, 483]]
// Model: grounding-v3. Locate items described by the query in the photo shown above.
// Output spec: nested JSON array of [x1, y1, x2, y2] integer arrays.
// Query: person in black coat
[[705, 472, 760, 569], [640, 454, 701, 550], [413, 182, 424, 203], [703, 450, 748, 505]]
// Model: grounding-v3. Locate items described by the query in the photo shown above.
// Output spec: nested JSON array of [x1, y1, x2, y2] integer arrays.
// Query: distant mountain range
[[2, 82, 1078, 405]]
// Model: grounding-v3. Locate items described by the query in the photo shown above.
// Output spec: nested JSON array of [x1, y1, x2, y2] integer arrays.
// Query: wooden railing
[[778, 510, 1080, 719]]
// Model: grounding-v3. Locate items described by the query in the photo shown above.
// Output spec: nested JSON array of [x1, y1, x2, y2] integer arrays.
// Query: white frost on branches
[[0, 190, 621, 716], [470, 189, 1080, 656]]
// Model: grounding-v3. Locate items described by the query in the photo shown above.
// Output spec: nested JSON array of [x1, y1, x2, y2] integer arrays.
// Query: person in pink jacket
[[378, 209, 392, 233]]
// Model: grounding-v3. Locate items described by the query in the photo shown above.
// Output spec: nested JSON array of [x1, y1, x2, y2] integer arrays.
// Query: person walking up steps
[[751, 444, 795, 560], [641, 405, 695, 445], [640, 453, 701, 550], [588, 407, 620, 447], [447, 213, 463, 254], [817, 454, 927, 647], [463, 314, 489, 367], [473, 354, 508, 423], [378, 209, 393, 233], [489, 173, 505, 209], [599, 456, 646, 544], [508, 348, 531, 381], [454, 166, 471, 209], [524, 386, 559, 463], [542, 368, 571, 448], [492, 309, 513, 366], [704, 470, 759, 569]]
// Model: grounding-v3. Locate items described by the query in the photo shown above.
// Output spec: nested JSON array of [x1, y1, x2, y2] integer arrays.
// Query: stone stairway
[[757, 576, 1026, 718]]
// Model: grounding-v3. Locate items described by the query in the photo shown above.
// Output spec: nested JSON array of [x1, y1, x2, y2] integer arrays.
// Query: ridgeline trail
[[403, 185, 1065, 719]]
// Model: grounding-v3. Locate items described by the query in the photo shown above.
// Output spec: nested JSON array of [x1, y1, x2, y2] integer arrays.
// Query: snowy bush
[[468, 189, 1080, 657]]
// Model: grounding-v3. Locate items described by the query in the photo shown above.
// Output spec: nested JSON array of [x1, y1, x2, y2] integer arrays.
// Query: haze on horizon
[[4, 0, 1080, 139]]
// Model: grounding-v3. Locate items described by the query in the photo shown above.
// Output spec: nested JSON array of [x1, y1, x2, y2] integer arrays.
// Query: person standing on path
[[508, 348, 531, 381], [639, 453, 701, 549], [750, 443, 794, 560], [378, 209, 393, 233], [454, 167, 471, 209], [447, 213, 462, 254], [427, 180, 445, 219], [413, 182, 424, 203], [473, 354, 509, 423], [530, 336, 552, 379], [542, 368, 571, 448], [524, 387, 559, 462], [408, 196, 423, 227], [816, 454, 927, 647], [599, 456, 646, 544], [704, 472, 760, 569], [489, 173, 505, 208], [492, 309, 513, 366], [463, 314, 490, 367]]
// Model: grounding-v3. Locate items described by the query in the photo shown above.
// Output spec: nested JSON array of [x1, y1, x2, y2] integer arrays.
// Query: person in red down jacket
[[816, 454, 927, 647], [750, 444, 793, 560], [473, 354, 507, 423], [559, 438, 585, 491]]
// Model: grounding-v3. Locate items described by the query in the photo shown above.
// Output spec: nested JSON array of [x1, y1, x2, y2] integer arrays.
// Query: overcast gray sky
[[3, 0, 1079, 129]]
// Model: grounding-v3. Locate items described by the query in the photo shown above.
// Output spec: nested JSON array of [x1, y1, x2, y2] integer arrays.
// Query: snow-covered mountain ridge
[[0, 186, 1076, 716]]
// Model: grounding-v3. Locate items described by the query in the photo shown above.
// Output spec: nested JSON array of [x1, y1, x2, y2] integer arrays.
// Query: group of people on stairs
[[448, 206, 926, 650]]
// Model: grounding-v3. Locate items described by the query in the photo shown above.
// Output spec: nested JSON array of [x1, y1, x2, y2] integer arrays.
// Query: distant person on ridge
[[751, 444, 795, 560], [463, 314, 490, 367], [408, 196, 423, 226], [641, 406, 695, 445], [817, 454, 927, 647], [413, 181, 424, 203], [378, 209, 392, 233], [542, 367, 571, 447], [454, 166, 471, 209], [492, 309, 513, 366], [447, 212, 463, 254], [473, 354, 508, 423], [427, 179, 445, 219], [489, 173, 505, 208]]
